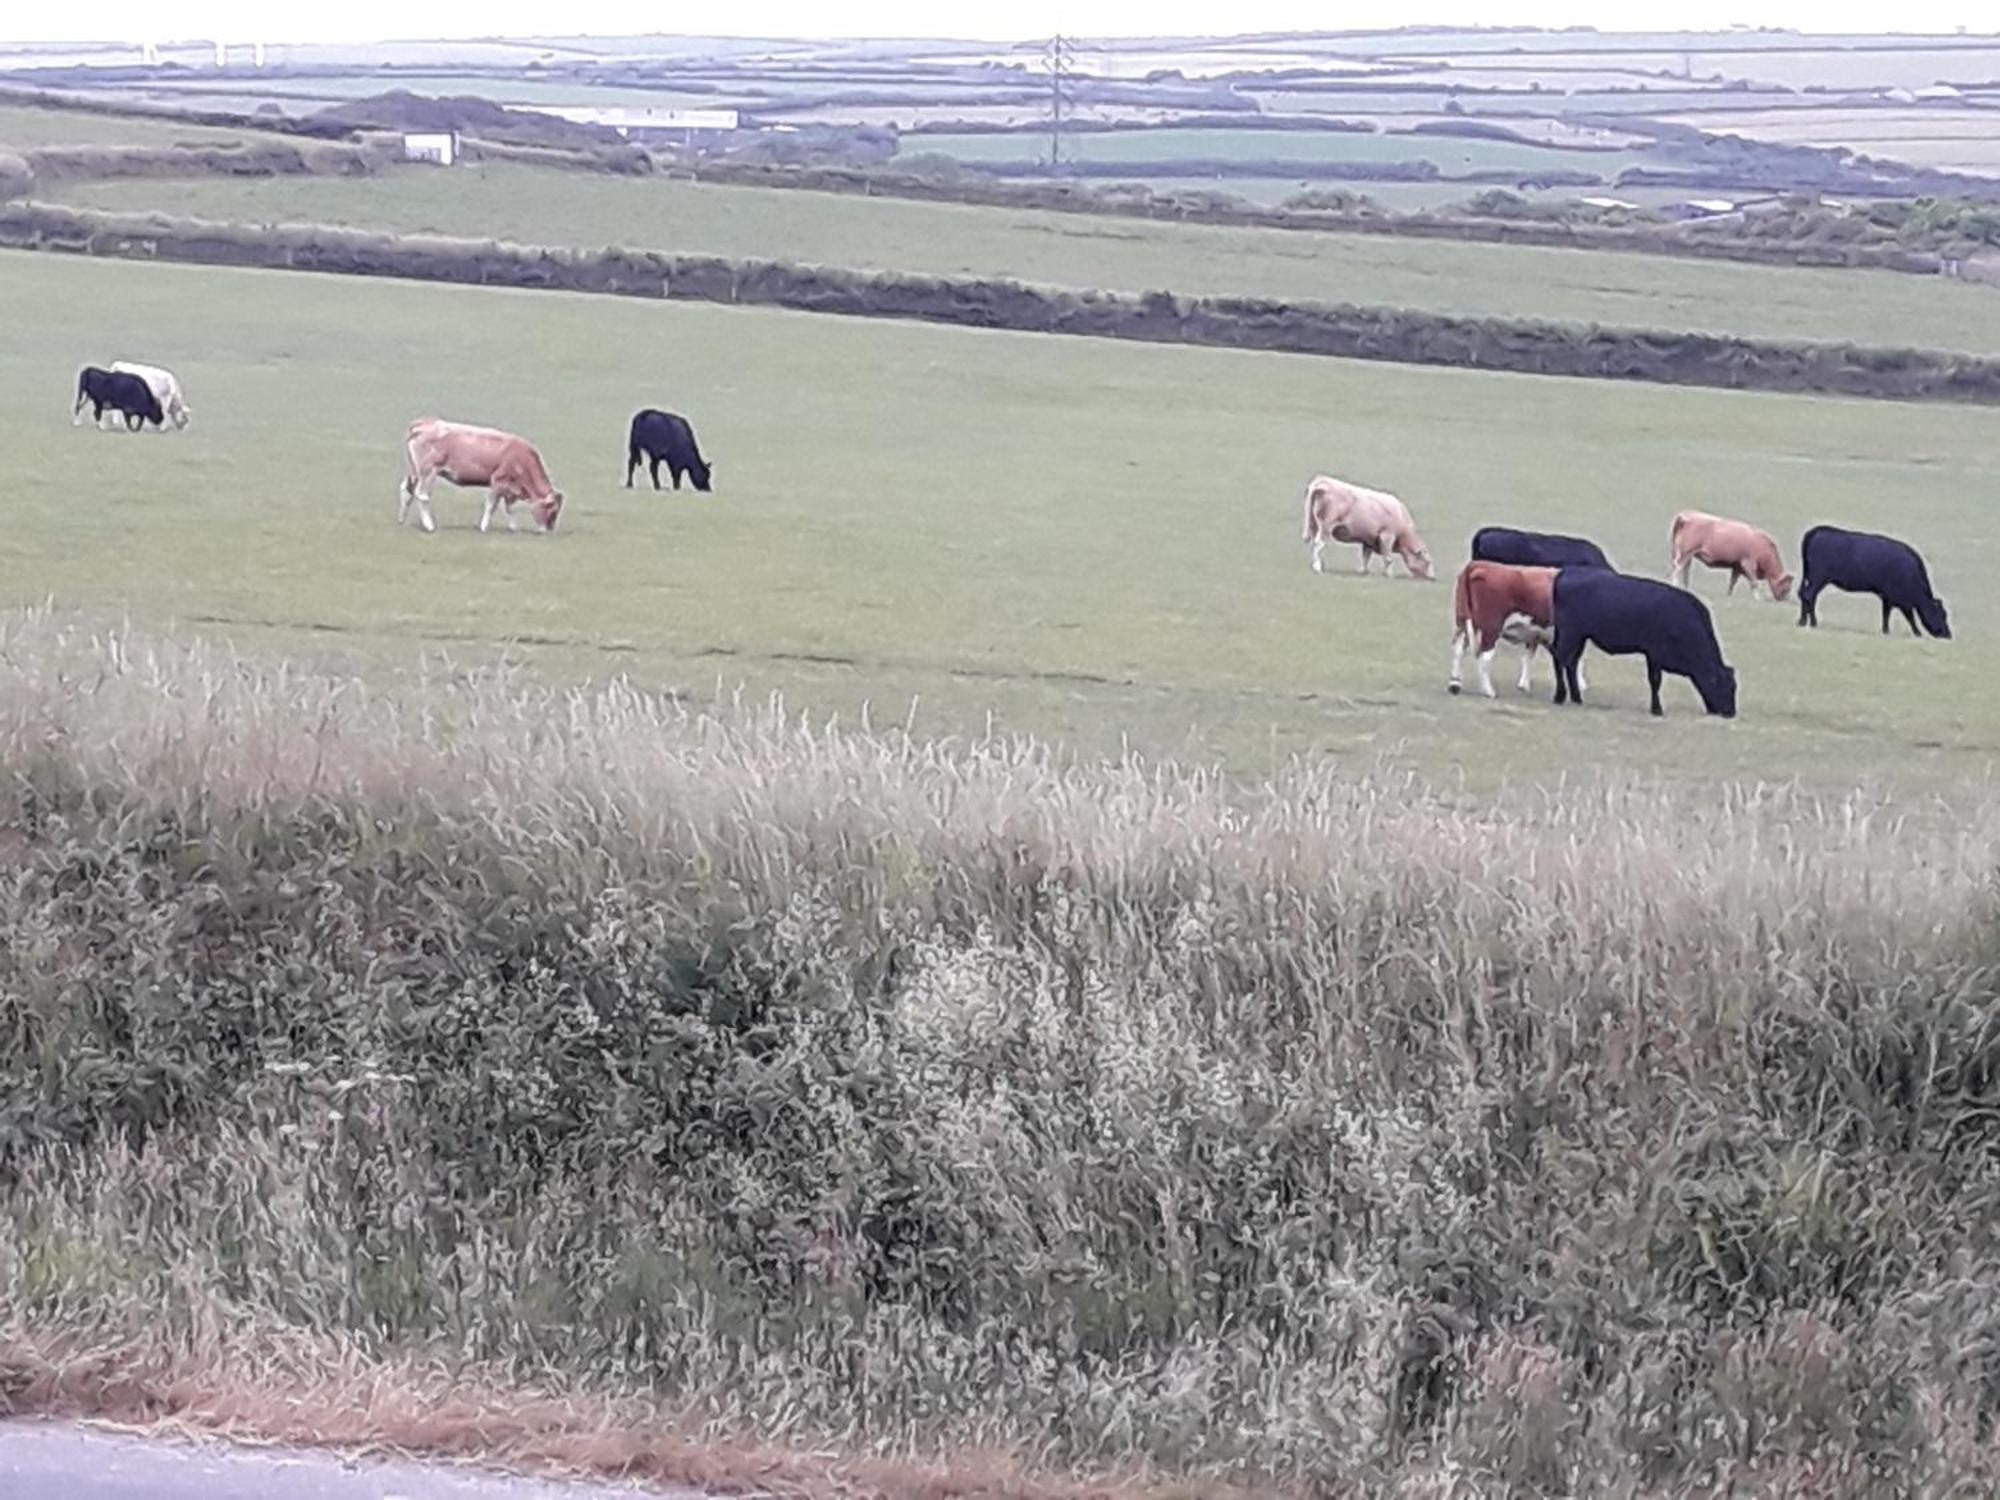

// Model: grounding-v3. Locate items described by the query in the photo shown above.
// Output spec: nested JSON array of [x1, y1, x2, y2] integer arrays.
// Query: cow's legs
[[1726, 568, 1741, 596], [1355, 545, 1371, 575], [479, 494, 499, 534], [651, 455, 665, 491], [1669, 552, 1691, 589], [400, 473, 437, 534], [1901, 605, 1920, 636], [625, 443, 640, 488], [1515, 643, 1535, 695], [1448, 625, 1467, 695], [1797, 580, 1820, 628], [1310, 536, 1325, 574], [1646, 660, 1665, 717], [1473, 645, 1498, 698], [1552, 635, 1582, 705]]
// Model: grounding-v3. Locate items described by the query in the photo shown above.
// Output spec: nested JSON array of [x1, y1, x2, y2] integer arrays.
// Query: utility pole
[[1044, 33, 1077, 174]]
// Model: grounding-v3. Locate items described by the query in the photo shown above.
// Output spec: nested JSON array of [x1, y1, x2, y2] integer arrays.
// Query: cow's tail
[[1451, 564, 1474, 646], [1301, 479, 1320, 543]]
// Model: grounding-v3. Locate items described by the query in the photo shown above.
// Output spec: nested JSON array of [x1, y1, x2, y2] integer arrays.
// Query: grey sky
[[3, 2, 1995, 46]]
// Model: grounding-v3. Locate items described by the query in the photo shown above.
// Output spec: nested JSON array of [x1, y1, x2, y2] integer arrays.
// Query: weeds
[[0, 608, 1996, 1495]]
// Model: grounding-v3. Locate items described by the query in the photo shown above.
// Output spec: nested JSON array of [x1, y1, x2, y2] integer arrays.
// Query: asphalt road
[[0, 1421, 708, 1500]]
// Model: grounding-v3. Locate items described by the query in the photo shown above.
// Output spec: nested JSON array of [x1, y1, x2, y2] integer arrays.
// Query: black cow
[[72, 365, 164, 432], [1471, 525, 1611, 571], [1797, 524, 1950, 639], [1551, 568, 1737, 718], [625, 409, 713, 492]]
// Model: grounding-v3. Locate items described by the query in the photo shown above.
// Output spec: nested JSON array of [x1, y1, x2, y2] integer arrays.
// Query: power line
[[1043, 33, 1079, 174]]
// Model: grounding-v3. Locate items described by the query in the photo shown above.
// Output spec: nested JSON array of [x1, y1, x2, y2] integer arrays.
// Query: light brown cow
[[1449, 560, 1584, 698], [397, 418, 564, 535], [1301, 474, 1434, 579], [1669, 509, 1792, 601]]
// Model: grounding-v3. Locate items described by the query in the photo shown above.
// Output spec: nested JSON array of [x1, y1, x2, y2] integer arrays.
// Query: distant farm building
[[540, 106, 741, 149], [402, 131, 460, 166]]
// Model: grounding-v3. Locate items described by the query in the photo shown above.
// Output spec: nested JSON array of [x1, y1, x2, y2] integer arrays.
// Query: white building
[[401, 132, 460, 166], [538, 106, 741, 148]]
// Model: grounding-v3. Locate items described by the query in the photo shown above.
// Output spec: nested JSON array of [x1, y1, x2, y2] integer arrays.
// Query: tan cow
[[397, 418, 564, 535], [1449, 560, 1584, 698], [1669, 509, 1792, 601], [1301, 474, 1434, 579]]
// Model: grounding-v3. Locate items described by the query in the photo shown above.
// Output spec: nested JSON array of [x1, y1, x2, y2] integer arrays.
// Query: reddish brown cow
[[1301, 474, 1434, 579], [1449, 560, 1584, 698], [1669, 509, 1791, 601], [397, 418, 564, 535]]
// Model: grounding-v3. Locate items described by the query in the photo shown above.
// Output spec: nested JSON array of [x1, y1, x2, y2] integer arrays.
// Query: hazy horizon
[[4, 2, 1997, 48]]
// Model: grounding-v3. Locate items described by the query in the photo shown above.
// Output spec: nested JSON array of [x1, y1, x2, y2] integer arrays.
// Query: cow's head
[[533, 491, 564, 533], [1698, 662, 1738, 719], [1769, 571, 1795, 602], [690, 458, 714, 493], [1919, 595, 1951, 640], [1405, 544, 1436, 581]]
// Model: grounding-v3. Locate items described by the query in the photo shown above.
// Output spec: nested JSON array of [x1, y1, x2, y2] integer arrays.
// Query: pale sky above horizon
[[3, 2, 1995, 47]]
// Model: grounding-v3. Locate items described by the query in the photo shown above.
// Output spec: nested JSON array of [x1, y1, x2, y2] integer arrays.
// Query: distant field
[[120, 75, 767, 111], [5, 247, 1994, 790], [0, 103, 255, 148], [1661, 106, 2000, 175], [49, 164, 2000, 353], [900, 126, 1655, 177]]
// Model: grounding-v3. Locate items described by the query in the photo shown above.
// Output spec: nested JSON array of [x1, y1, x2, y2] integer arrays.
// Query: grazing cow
[[1449, 560, 1585, 698], [1668, 509, 1792, 601], [1551, 568, 1737, 718], [397, 418, 564, 535], [1301, 474, 1434, 579], [625, 408, 713, 492], [72, 365, 164, 432], [1797, 524, 1949, 639], [110, 360, 191, 430], [1470, 525, 1611, 571]]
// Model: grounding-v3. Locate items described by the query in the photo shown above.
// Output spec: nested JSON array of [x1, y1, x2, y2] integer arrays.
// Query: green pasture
[[900, 126, 1657, 177], [4, 248, 1993, 794], [50, 163, 2000, 353], [0, 103, 256, 148]]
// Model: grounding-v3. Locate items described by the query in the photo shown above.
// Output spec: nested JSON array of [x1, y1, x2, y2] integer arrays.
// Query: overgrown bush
[[0, 611, 1996, 1494]]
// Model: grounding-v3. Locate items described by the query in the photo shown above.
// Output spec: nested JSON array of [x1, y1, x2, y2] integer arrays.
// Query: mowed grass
[[49, 163, 2000, 353], [5, 247, 1995, 792]]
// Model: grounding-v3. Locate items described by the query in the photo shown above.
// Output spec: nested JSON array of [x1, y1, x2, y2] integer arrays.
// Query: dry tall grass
[[1, 608, 1996, 1496]]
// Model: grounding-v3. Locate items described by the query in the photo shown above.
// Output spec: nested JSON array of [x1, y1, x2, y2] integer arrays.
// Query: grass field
[[7, 247, 1994, 796], [901, 125, 1655, 177], [0, 103, 256, 148], [1661, 106, 2000, 176], [49, 164, 2000, 354]]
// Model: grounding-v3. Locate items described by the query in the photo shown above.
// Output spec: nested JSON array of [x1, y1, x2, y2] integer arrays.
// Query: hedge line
[[23, 139, 390, 182], [6, 200, 1998, 403], [679, 160, 1952, 276]]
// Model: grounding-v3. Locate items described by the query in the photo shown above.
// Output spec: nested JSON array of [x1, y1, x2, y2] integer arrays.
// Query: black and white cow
[[73, 366, 165, 431]]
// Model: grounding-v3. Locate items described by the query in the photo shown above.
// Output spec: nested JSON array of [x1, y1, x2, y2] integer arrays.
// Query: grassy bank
[[1, 609, 1997, 1494]]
